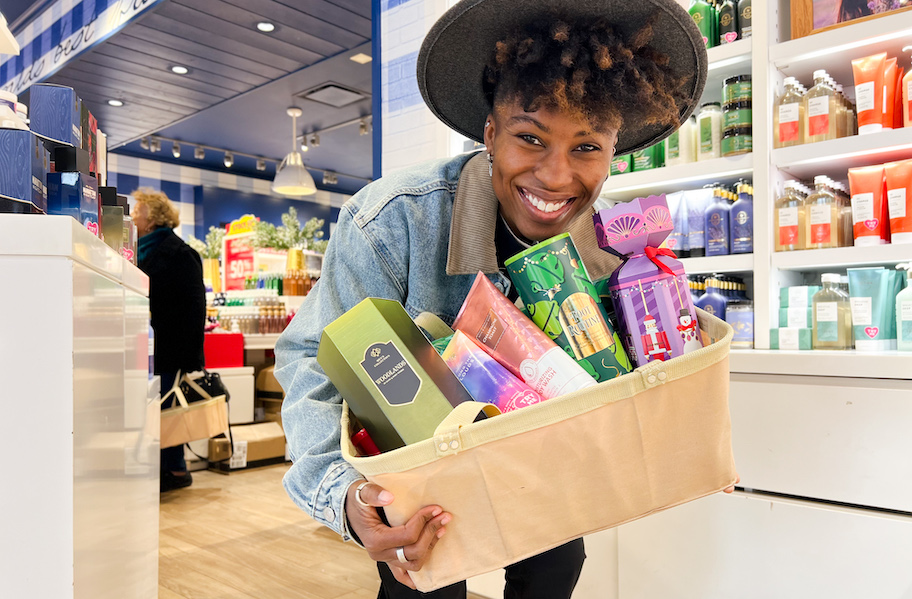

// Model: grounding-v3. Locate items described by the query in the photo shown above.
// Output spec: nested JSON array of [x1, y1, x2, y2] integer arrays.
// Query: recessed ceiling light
[[171, 65, 189, 75], [350, 53, 372, 64], [108, 99, 124, 107], [256, 22, 275, 33]]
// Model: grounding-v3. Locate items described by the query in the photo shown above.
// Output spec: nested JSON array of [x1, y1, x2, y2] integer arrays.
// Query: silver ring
[[355, 481, 370, 508], [396, 546, 408, 563]]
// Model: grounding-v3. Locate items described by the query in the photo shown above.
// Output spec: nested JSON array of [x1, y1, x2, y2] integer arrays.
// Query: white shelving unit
[[601, 153, 753, 201], [773, 127, 912, 179], [244, 333, 281, 350], [0, 12, 19, 56], [772, 243, 912, 271], [680, 253, 754, 274]]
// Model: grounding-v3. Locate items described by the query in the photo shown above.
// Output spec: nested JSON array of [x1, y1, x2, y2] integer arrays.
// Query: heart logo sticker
[[666, 238, 677, 248], [864, 327, 879, 339], [724, 32, 738, 43], [617, 162, 628, 173], [863, 219, 879, 231], [121, 248, 135, 261], [86, 221, 99, 236]]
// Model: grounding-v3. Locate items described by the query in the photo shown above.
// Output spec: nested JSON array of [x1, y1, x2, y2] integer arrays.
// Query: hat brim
[[417, 0, 708, 156]]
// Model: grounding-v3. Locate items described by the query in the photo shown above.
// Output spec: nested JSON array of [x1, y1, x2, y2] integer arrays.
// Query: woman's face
[[483, 100, 618, 242], [133, 202, 154, 238]]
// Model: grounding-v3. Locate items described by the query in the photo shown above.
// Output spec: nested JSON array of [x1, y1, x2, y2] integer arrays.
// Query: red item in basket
[[204, 333, 245, 368], [352, 428, 381, 456]]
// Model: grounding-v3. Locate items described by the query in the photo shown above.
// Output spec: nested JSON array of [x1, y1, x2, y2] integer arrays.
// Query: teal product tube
[[847, 267, 905, 351], [665, 191, 690, 256], [898, 263, 912, 351]]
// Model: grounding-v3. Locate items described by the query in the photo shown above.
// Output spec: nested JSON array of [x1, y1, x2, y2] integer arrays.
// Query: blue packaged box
[[0, 129, 50, 213], [47, 171, 99, 236], [29, 83, 82, 146]]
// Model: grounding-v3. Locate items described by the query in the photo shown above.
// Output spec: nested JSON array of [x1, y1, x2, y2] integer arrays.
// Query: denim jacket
[[274, 151, 620, 540]]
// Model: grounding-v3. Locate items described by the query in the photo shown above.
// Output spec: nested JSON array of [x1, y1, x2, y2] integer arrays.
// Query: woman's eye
[[576, 143, 600, 153], [519, 134, 543, 146]]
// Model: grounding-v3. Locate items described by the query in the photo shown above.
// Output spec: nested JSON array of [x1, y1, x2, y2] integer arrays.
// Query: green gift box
[[779, 307, 813, 328], [610, 155, 632, 176], [317, 298, 473, 452], [779, 286, 821, 308], [770, 327, 812, 350], [504, 233, 632, 383]]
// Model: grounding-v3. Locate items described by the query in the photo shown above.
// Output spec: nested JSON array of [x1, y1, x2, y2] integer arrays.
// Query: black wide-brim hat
[[417, 0, 707, 156]]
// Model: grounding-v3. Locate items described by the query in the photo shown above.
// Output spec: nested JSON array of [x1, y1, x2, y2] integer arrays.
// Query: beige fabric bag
[[341, 309, 737, 592], [160, 373, 229, 449]]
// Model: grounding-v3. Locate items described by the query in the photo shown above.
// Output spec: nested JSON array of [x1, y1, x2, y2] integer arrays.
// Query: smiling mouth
[[519, 188, 573, 215]]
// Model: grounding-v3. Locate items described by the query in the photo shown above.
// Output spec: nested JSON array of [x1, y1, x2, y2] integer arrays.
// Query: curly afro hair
[[483, 15, 691, 134]]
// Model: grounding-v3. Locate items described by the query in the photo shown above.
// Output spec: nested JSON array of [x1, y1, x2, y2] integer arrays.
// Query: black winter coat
[[139, 229, 206, 376]]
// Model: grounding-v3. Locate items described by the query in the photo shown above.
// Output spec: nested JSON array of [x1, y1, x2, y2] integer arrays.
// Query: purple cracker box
[[593, 195, 703, 367]]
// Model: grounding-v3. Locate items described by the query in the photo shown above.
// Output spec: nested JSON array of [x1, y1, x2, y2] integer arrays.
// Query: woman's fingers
[[389, 564, 417, 589], [382, 511, 451, 570]]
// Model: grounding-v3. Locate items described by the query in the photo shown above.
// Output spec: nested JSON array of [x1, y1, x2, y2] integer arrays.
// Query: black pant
[[377, 539, 585, 599]]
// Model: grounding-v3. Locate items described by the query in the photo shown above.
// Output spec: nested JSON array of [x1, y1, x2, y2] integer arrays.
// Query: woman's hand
[[723, 474, 741, 494], [345, 481, 452, 590]]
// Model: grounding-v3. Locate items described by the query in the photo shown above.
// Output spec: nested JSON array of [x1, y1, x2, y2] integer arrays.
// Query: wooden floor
[[159, 464, 488, 599]]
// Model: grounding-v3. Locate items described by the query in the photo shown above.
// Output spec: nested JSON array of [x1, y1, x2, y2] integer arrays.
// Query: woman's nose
[[533, 150, 574, 191]]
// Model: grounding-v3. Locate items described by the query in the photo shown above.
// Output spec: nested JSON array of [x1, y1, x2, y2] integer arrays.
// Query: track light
[[310, 134, 320, 147], [194, 146, 205, 160], [223, 152, 234, 168], [359, 119, 369, 136], [256, 159, 266, 171], [301, 141, 308, 152], [172, 142, 181, 158], [140, 137, 150, 150], [323, 171, 337, 185], [150, 138, 161, 152]]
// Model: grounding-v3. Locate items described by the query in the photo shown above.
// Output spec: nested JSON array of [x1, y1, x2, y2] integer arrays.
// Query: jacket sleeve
[[168, 247, 207, 372], [274, 202, 406, 540]]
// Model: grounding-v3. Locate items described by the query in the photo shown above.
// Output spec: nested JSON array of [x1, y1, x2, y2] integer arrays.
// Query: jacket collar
[[447, 152, 621, 280]]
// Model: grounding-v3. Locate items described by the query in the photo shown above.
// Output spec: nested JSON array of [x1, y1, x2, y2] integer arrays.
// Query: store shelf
[[0, 12, 19, 56], [680, 253, 754, 275], [244, 333, 281, 350], [771, 9, 912, 84], [730, 349, 912, 380], [772, 244, 912, 271], [703, 39, 752, 103], [773, 128, 912, 180], [600, 153, 753, 201]]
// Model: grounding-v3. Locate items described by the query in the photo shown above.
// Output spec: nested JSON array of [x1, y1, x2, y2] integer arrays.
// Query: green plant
[[251, 220, 279, 250], [187, 226, 225, 260], [272, 206, 326, 250]]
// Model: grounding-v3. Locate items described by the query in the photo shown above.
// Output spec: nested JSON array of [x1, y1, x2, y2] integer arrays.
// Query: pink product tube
[[453, 273, 596, 399], [442, 330, 544, 413]]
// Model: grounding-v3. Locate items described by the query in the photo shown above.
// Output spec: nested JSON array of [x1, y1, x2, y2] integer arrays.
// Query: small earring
[[487, 152, 493, 177]]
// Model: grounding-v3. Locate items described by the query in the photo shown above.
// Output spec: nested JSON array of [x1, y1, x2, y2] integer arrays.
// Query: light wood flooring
[[159, 464, 488, 599]]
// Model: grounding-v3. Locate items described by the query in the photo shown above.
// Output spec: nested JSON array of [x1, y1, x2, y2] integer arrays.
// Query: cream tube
[[852, 53, 886, 135], [452, 273, 596, 399], [848, 164, 887, 246], [885, 159, 912, 244]]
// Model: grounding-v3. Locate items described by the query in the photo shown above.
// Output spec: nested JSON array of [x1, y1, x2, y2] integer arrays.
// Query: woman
[[134, 188, 206, 493], [276, 0, 730, 596]]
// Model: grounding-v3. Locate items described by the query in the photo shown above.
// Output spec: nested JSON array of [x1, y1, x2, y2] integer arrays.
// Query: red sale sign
[[223, 233, 254, 291]]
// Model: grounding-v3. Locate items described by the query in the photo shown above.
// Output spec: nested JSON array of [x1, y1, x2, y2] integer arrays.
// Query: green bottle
[[689, 0, 716, 49]]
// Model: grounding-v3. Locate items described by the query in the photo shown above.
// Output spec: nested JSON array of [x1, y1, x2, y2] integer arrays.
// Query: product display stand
[[586, 5, 912, 597], [0, 215, 158, 599]]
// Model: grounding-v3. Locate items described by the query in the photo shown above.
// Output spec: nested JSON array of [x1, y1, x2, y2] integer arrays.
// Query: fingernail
[[431, 507, 443, 517], [437, 527, 446, 539], [441, 515, 452, 526], [378, 490, 394, 503]]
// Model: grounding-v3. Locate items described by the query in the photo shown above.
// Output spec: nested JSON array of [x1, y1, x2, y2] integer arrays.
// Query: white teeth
[[524, 189, 569, 214]]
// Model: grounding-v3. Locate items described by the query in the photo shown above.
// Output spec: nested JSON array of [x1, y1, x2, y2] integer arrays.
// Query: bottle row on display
[[242, 270, 319, 296], [611, 74, 752, 175], [687, 0, 751, 48], [772, 265, 912, 352], [0, 83, 138, 262], [774, 51, 912, 148], [208, 290, 293, 335], [666, 180, 753, 257], [689, 275, 753, 349], [774, 160, 912, 251]]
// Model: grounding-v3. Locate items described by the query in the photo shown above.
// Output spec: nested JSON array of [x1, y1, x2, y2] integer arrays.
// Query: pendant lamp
[[272, 107, 317, 196]]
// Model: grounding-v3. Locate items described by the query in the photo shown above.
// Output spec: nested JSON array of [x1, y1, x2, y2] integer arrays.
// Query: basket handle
[[415, 312, 455, 341], [160, 371, 189, 409], [432, 401, 501, 457]]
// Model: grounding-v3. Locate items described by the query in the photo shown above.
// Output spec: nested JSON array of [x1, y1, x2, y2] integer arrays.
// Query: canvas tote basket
[[160, 372, 229, 449], [340, 308, 737, 591]]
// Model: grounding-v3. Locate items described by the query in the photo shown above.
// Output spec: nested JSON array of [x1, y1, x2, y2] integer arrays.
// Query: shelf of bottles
[[600, 153, 754, 202]]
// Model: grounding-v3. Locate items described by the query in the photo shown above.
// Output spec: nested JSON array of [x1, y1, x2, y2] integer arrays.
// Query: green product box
[[778, 307, 813, 328], [610, 155, 632, 176], [317, 298, 474, 452], [505, 234, 632, 382], [779, 286, 822, 308], [632, 147, 656, 171], [769, 327, 812, 350]]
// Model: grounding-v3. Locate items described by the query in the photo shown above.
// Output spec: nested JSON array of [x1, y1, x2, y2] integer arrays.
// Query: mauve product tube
[[453, 273, 596, 399]]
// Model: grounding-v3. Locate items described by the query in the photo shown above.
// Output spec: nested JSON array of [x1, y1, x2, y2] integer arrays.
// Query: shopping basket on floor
[[341, 308, 737, 592]]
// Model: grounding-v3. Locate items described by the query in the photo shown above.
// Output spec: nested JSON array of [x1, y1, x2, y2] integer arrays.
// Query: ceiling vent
[[297, 83, 368, 108]]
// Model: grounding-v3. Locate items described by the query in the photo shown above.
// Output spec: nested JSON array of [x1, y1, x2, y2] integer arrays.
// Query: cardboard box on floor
[[209, 421, 286, 474]]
